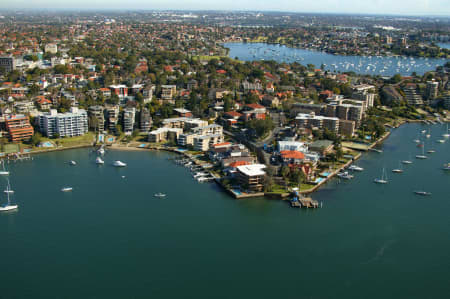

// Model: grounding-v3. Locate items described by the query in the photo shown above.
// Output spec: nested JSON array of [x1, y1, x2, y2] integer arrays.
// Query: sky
[[1, 0, 450, 16]]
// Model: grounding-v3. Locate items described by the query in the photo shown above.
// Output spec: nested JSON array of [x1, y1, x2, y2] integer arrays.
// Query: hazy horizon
[[1, 0, 450, 17]]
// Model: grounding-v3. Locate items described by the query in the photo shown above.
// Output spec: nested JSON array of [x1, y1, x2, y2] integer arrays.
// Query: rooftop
[[237, 164, 266, 177]]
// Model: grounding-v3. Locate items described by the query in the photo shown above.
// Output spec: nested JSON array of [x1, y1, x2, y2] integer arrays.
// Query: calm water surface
[[225, 42, 448, 76], [1, 123, 450, 298]]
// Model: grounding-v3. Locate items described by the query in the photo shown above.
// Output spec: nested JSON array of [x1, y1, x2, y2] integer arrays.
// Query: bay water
[[1, 123, 449, 298]]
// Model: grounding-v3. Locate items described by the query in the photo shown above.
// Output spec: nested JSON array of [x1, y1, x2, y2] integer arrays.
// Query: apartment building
[[161, 85, 177, 100], [0, 56, 16, 73], [148, 128, 183, 143], [123, 107, 136, 135], [38, 108, 88, 138], [236, 164, 266, 192], [295, 112, 340, 133], [105, 105, 119, 132], [88, 105, 105, 131], [140, 108, 152, 133], [5, 114, 34, 142]]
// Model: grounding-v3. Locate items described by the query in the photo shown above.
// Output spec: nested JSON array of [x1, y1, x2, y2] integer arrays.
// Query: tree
[[31, 132, 42, 146]]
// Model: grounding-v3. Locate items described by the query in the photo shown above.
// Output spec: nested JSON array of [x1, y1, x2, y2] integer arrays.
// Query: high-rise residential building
[[88, 106, 105, 132], [139, 108, 152, 133], [5, 115, 34, 142], [0, 56, 16, 73], [38, 108, 88, 138], [403, 84, 423, 105], [123, 107, 136, 135], [425, 80, 439, 101], [105, 105, 119, 132]]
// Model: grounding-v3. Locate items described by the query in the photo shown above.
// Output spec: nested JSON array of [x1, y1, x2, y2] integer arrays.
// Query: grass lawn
[[40, 132, 95, 148], [300, 183, 316, 192]]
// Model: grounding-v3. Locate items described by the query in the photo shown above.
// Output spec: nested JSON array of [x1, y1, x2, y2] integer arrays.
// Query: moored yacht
[[61, 187, 73, 192], [0, 179, 17, 212], [337, 171, 354, 180], [348, 165, 364, 171], [96, 157, 104, 164], [374, 168, 388, 184], [414, 191, 432, 196], [443, 163, 450, 171], [113, 160, 127, 167], [69, 160, 77, 166]]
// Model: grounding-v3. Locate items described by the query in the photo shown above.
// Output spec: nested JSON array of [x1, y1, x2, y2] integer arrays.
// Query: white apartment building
[[38, 107, 88, 138]]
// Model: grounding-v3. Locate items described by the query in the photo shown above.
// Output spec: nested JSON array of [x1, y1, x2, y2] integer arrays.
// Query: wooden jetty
[[290, 197, 320, 208]]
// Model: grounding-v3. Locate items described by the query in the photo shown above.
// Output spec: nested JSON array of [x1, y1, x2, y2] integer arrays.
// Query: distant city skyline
[[2, 0, 450, 16]]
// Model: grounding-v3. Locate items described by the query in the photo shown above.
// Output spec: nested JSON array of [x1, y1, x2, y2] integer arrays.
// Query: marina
[[224, 42, 447, 76]]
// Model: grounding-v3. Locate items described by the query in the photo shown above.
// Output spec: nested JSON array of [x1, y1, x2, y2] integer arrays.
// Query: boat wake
[[363, 239, 395, 264]]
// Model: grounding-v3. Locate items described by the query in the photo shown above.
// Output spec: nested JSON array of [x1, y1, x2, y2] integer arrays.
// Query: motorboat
[[96, 157, 104, 164], [69, 160, 77, 166], [437, 139, 445, 143], [337, 171, 354, 180], [443, 163, 450, 171], [348, 165, 364, 171], [113, 161, 127, 167], [414, 191, 431, 196], [154, 193, 166, 198], [61, 187, 73, 192], [97, 147, 105, 155], [427, 149, 436, 154], [401, 160, 413, 164]]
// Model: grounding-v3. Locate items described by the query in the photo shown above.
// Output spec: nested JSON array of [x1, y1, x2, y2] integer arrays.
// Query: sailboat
[[0, 160, 9, 175], [415, 146, 427, 159], [0, 179, 18, 211], [402, 154, 413, 164], [374, 168, 388, 184], [443, 123, 450, 138], [392, 161, 404, 173]]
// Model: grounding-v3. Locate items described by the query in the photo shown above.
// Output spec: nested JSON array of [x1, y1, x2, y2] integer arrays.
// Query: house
[[174, 108, 193, 118], [280, 150, 305, 164], [242, 103, 266, 120], [35, 96, 52, 110], [261, 95, 280, 108], [223, 111, 243, 125]]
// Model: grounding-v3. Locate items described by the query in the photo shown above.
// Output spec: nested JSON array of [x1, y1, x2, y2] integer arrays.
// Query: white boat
[[154, 193, 166, 198], [337, 171, 354, 180], [61, 187, 73, 192], [392, 162, 403, 173], [443, 163, 450, 171], [374, 168, 388, 184], [97, 147, 105, 155], [0, 180, 18, 211], [69, 160, 77, 166], [414, 191, 431, 196], [427, 149, 435, 154], [0, 160, 9, 175], [348, 165, 364, 171], [113, 161, 127, 167], [401, 160, 413, 164], [96, 157, 104, 164], [415, 146, 427, 159], [437, 139, 445, 143], [421, 130, 426, 134], [442, 124, 449, 138]]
